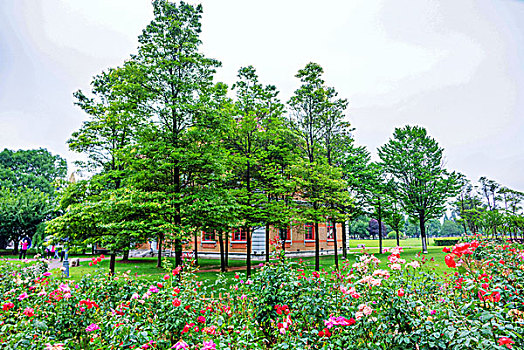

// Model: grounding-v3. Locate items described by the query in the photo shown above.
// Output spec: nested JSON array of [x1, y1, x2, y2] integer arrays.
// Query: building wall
[[188, 222, 344, 255]]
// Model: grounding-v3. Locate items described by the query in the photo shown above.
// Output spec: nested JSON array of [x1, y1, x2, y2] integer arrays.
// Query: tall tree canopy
[[0, 148, 67, 195], [288, 62, 350, 271], [49, 0, 225, 272], [378, 125, 459, 253], [0, 148, 66, 250]]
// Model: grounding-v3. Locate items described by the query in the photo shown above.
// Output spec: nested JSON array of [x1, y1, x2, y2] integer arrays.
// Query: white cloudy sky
[[1, 0, 523, 190]]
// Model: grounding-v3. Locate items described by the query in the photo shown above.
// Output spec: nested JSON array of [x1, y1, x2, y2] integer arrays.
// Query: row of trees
[[350, 215, 463, 240], [454, 176, 524, 238], [47, 0, 461, 274]]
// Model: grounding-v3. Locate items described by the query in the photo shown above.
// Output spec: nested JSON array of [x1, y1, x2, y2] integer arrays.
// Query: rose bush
[[0, 238, 522, 349]]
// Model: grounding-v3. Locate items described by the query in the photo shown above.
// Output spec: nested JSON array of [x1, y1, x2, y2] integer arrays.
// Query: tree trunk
[[265, 222, 270, 263], [122, 249, 129, 262], [419, 218, 428, 253], [333, 220, 339, 270], [461, 220, 468, 236], [218, 231, 225, 272], [246, 155, 252, 278], [246, 226, 252, 277], [174, 238, 182, 267], [194, 230, 198, 266], [378, 217, 383, 255], [341, 220, 347, 259], [157, 234, 163, 268], [225, 230, 229, 269], [378, 201, 383, 254], [281, 229, 286, 260], [174, 165, 182, 268], [315, 221, 320, 271], [395, 224, 400, 247], [13, 237, 19, 255], [110, 252, 116, 276]]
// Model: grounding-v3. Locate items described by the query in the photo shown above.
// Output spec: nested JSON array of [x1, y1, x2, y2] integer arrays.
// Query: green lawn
[[1, 238, 452, 284], [37, 245, 449, 284], [347, 237, 445, 248]]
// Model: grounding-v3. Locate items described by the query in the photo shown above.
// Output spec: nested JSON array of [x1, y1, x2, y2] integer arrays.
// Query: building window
[[232, 228, 247, 242], [202, 231, 216, 242], [305, 224, 315, 240], [327, 222, 334, 240], [279, 227, 292, 242]]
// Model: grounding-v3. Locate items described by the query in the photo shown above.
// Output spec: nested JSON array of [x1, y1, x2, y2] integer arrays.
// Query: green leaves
[[378, 125, 459, 251], [0, 148, 66, 248]]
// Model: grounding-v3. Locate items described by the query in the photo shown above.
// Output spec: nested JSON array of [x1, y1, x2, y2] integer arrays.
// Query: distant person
[[51, 245, 57, 259], [46, 245, 53, 259], [58, 246, 65, 262], [19, 238, 29, 260]]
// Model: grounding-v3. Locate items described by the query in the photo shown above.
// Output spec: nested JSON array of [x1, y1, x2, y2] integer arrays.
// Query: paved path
[[1, 257, 100, 270]]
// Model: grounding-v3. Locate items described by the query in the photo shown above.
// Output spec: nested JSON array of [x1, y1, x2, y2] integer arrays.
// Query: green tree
[[0, 148, 67, 195], [321, 104, 352, 269], [227, 66, 289, 276], [67, 62, 146, 262], [288, 62, 349, 271], [363, 163, 392, 254], [384, 184, 405, 247], [71, 62, 146, 175], [453, 175, 483, 235], [0, 148, 66, 252], [339, 144, 373, 255], [350, 216, 370, 238], [479, 176, 501, 211], [378, 125, 459, 253], [0, 188, 52, 252], [440, 219, 462, 237], [426, 218, 441, 237], [47, 182, 172, 274], [128, 0, 221, 268]]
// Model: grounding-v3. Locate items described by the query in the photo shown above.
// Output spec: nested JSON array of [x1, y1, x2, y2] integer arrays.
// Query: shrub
[[434, 238, 460, 246]]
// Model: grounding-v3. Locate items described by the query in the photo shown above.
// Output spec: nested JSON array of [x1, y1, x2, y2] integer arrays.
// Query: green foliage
[[0, 148, 66, 249], [440, 220, 463, 237], [426, 219, 442, 237], [350, 216, 370, 238], [434, 238, 460, 246], [378, 126, 459, 252], [0, 188, 53, 248], [0, 148, 67, 195], [288, 62, 352, 269]]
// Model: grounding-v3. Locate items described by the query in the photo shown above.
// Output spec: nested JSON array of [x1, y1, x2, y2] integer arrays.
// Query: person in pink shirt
[[19, 238, 29, 260]]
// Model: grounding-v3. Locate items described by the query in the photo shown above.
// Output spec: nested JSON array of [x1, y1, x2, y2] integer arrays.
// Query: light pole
[[62, 237, 70, 278], [63, 249, 69, 278]]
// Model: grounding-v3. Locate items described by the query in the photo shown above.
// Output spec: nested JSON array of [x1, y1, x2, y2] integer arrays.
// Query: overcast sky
[[1, 0, 523, 190]]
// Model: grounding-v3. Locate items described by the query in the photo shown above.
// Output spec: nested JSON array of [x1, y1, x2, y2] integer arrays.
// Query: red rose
[[445, 254, 456, 268], [498, 337, 514, 349]]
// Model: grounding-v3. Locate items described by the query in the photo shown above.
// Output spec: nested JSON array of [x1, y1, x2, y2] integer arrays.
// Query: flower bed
[[0, 239, 523, 349]]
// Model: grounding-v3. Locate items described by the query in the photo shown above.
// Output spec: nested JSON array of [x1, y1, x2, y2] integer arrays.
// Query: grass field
[[1, 238, 452, 285], [346, 237, 442, 248], [32, 246, 448, 284]]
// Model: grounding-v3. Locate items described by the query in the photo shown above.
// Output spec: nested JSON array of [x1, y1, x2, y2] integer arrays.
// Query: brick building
[[191, 222, 344, 258]]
